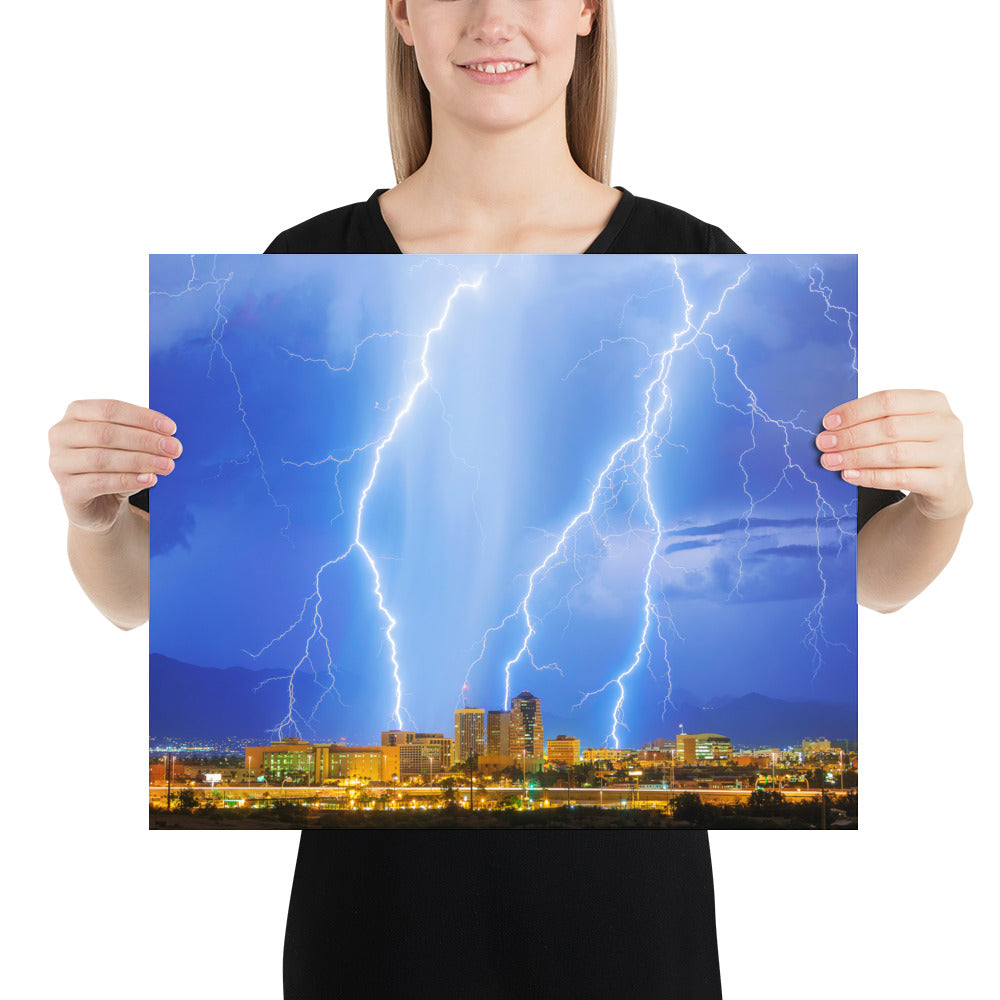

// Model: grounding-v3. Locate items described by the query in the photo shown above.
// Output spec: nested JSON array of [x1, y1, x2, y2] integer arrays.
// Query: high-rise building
[[510, 691, 544, 759], [454, 708, 486, 763], [486, 710, 510, 756]]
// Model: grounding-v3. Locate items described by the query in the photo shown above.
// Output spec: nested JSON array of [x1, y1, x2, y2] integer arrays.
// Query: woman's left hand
[[815, 389, 972, 521]]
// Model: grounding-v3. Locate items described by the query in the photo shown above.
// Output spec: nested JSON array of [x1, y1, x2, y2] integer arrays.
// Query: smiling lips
[[459, 59, 533, 83]]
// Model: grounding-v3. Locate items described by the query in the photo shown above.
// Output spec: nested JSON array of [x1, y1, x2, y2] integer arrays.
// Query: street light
[[628, 770, 643, 809]]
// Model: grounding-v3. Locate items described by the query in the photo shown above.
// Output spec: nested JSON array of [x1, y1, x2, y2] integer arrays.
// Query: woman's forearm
[[67, 504, 150, 630], [857, 492, 972, 613]]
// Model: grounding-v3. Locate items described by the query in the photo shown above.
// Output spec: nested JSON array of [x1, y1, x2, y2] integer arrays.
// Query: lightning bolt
[[149, 254, 290, 527], [246, 262, 495, 738], [465, 257, 855, 749], [808, 264, 858, 372]]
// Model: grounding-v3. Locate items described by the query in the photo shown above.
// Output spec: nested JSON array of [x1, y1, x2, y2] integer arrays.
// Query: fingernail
[[824, 414, 843, 430], [154, 456, 172, 473], [823, 453, 843, 468], [155, 418, 176, 434], [138, 473, 153, 485], [817, 433, 837, 449], [843, 469, 860, 481]]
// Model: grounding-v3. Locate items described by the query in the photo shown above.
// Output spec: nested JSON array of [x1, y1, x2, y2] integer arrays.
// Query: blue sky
[[150, 253, 857, 748]]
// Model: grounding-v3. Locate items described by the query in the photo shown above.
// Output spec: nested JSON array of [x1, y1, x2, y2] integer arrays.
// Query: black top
[[265, 185, 743, 255], [146, 190, 901, 1000]]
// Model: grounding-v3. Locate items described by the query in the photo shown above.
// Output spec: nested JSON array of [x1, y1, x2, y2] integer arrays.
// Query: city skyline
[[150, 667, 859, 760]]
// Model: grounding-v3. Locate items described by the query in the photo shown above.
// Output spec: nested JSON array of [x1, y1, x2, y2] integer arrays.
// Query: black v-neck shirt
[[142, 188, 899, 1000], [265, 186, 743, 255]]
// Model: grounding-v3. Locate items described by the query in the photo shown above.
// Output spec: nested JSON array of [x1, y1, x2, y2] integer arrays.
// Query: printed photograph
[[149, 253, 858, 829]]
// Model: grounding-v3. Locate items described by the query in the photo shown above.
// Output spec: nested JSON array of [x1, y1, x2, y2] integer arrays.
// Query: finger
[[59, 420, 183, 459], [52, 447, 177, 477], [839, 466, 936, 493], [819, 440, 949, 473], [815, 412, 943, 454], [822, 389, 950, 431], [62, 471, 160, 505], [64, 399, 177, 435]]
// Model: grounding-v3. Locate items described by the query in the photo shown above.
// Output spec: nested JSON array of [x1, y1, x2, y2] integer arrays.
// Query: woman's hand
[[815, 389, 971, 611], [815, 389, 971, 521], [48, 399, 181, 532]]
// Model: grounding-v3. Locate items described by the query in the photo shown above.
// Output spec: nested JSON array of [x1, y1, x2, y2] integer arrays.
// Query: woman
[[49, 2, 971, 997]]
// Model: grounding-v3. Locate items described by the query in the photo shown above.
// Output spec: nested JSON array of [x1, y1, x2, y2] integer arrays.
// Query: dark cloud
[[150, 500, 196, 558], [665, 515, 833, 538], [662, 538, 716, 555]]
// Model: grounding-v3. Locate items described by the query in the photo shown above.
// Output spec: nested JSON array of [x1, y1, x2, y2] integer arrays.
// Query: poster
[[150, 253, 858, 828]]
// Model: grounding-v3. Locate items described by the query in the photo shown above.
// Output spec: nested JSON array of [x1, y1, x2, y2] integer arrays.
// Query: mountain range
[[150, 653, 857, 749]]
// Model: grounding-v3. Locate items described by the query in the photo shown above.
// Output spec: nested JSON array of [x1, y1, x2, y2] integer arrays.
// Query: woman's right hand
[[48, 399, 181, 533]]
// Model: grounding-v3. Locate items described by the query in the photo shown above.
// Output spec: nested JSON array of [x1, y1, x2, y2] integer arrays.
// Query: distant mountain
[[149, 653, 294, 743], [665, 692, 857, 747], [151, 654, 857, 749]]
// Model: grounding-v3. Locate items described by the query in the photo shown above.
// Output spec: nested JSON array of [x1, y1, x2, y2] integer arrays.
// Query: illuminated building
[[510, 691, 544, 759], [396, 743, 426, 778], [377, 731, 452, 775], [382, 730, 416, 746], [675, 733, 733, 765], [546, 735, 580, 766], [454, 708, 486, 763], [261, 737, 315, 781], [486, 710, 510, 756], [802, 737, 832, 756], [583, 747, 630, 765], [149, 761, 188, 784], [381, 745, 401, 782], [315, 745, 384, 782], [244, 745, 266, 776], [414, 733, 453, 772]]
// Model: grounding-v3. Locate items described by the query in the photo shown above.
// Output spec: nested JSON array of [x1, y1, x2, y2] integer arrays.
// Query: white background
[[6, 2, 997, 997]]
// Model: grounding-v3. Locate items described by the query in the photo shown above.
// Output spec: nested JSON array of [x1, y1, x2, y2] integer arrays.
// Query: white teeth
[[467, 61, 526, 74]]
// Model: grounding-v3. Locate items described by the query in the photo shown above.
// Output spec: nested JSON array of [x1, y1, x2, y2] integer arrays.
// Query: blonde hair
[[385, 1, 617, 184]]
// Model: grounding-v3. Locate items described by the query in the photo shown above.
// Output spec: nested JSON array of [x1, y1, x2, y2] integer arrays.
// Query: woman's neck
[[380, 107, 618, 254], [421, 113, 584, 214]]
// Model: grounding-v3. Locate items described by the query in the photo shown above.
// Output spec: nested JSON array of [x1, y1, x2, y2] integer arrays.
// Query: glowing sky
[[150, 253, 857, 747]]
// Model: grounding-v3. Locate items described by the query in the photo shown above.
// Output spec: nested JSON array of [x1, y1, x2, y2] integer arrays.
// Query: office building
[[510, 691, 544, 759], [454, 708, 486, 762], [486, 710, 510, 756]]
